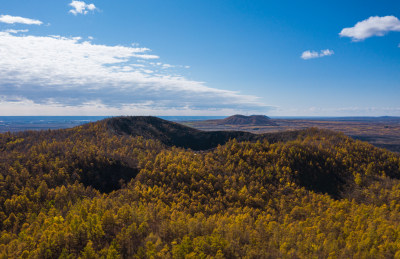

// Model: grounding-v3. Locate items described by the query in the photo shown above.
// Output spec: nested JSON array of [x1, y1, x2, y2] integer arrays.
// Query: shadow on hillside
[[77, 158, 139, 193]]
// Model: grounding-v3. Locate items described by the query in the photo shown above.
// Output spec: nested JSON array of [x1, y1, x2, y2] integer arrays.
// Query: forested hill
[[105, 116, 295, 150], [1, 116, 400, 258]]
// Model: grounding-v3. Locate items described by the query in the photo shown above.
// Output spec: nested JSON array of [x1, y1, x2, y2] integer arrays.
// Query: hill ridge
[[105, 116, 295, 150]]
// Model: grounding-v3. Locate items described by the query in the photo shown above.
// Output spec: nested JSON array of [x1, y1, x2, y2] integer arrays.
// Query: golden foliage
[[0, 120, 400, 258]]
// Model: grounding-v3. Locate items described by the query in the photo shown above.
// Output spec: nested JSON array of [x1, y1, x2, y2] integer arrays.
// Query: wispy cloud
[[301, 49, 334, 60], [340, 16, 400, 41], [69, 1, 97, 15], [273, 106, 400, 116], [0, 31, 270, 115], [0, 14, 42, 25], [4, 29, 29, 34]]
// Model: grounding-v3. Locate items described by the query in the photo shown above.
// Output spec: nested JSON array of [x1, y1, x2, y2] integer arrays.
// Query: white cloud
[[301, 51, 319, 60], [0, 31, 270, 115], [69, 1, 97, 15], [4, 29, 29, 34], [0, 98, 267, 116], [0, 15, 42, 25], [340, 16, 400, 41], [301, 49, 334, 60], [134, 54, 159, 59]]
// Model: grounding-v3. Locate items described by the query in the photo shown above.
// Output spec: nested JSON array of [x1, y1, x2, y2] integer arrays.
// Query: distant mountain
[[220, 114, 277, 125]]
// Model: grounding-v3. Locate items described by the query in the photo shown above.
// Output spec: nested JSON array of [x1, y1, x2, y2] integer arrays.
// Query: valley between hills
[[1, 116, 400, 258]]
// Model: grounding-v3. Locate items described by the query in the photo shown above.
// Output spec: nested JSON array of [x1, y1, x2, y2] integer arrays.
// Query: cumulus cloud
[[69, 1, 97, 15], [0, 14, 42, 25], [340, 16, 400, 41], [0, 31, 270, 115], [301, 49, 334, 60]]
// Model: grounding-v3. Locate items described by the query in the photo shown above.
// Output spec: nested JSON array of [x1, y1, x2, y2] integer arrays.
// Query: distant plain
[[183, 117, 400, 153]]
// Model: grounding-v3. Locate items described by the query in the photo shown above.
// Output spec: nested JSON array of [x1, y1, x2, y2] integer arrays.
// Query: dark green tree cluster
[[1, 118, 400, 258]]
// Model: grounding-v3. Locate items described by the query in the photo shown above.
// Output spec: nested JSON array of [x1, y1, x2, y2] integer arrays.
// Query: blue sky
[[0, 0, 399, 116]]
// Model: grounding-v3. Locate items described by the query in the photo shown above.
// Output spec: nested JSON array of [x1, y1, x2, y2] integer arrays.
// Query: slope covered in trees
[[106, 116, 287, 150], [1, 116, 400, 258]]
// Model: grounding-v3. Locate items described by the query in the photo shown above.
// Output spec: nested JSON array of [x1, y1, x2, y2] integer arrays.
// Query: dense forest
[[1, 116, 400, 258]]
